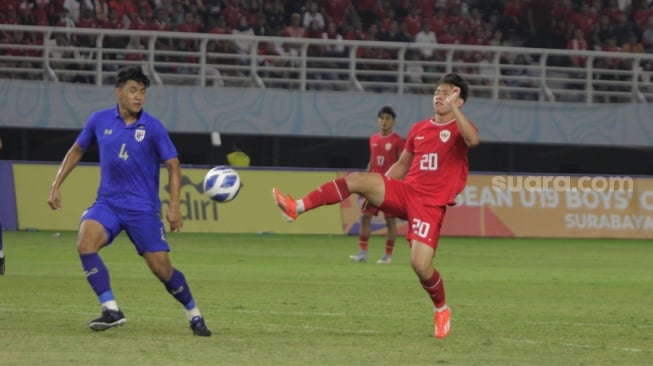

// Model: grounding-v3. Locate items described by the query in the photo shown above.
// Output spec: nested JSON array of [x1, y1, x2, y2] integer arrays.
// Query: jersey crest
[[385, 142, 392, 151], [440, 130, 451, 143], [135, 129, 146, 142]]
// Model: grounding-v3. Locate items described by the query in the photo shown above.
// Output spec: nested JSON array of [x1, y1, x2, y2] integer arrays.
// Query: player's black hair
[[436, 73, 469, 102], [115, 65, 151, 88], [377, 106, 396, 119]]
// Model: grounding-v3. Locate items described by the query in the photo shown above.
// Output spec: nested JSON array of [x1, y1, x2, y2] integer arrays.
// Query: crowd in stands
[[1, 0, 652, 93]]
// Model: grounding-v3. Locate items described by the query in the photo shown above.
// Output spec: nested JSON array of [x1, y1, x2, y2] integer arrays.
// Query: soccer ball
[[202, 166, 242, 202]]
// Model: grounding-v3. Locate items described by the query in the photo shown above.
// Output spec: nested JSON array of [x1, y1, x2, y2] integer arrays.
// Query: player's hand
[[445, 86, 461, 106], [166, 208, 183, 232], [48, 188, 61, 210]]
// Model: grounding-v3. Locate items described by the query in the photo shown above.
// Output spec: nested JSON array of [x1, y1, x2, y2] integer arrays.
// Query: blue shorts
[[81, 201, 169, 255]]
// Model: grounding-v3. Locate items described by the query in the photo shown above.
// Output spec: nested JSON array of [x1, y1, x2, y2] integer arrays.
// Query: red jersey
[[368, 132, 404, 174], [404, 118, 473, 206]]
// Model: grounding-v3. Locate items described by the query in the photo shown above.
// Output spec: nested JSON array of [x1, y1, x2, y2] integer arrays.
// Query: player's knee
[[410, 258, 432, 279], [150, 261, 173, 281], [76, 238, 102, 254]]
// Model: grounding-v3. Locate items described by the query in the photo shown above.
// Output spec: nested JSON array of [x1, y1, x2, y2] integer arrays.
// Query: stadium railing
[[1, 24, 652, 104]]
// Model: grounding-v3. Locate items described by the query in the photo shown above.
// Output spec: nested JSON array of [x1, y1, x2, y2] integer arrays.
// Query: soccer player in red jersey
[[273, 73, 479, 338], [349, 106, 404, 265]]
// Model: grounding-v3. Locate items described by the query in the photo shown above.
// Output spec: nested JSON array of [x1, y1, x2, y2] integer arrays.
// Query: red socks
[[420, 270, 446, 308], [303, 178, 351, 211], [385, 240, 395, 256], [358, 236, 369, 251]]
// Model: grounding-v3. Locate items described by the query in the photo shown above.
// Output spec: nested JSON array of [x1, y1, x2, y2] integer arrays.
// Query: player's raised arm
[[446, 86, 480, 148], [164, 157, 183, 232], [48, 143, 86, 210]]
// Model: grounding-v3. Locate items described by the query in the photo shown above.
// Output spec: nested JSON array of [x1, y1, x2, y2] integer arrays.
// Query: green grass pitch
[[0, 231, 651, 365]]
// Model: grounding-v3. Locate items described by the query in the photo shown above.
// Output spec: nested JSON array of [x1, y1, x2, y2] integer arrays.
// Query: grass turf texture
[[0, 231, 651, 365]]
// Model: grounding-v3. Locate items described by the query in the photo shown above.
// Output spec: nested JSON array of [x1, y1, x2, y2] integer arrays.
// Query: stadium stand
[[0, 0, 652, 104]]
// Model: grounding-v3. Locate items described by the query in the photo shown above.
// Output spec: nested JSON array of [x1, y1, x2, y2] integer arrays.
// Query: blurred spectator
[[571, 3, 598, 39], [306, 19, 325, 88], [414, 21, 437, 62], [33, 0, 52, 26], [614, 12, 638, 45], [322, 0, 355, 30], [124, 34, 145, 62], [502, 54, 537, 100], [232, 14, 254, 66], [3, 30, 39, 79], [489, 29, 503, 46], [222, 0, 246, 29], [642, 18, 653, 51], [283, 12, 306, 61], [376, 9, 398, 32], [633, 1, 653, 32], [322, 20, 345, 57], [404, 49, 426, 93], [108, 0, 137, 25], [76, 8, 99, 56], [18, 1, 35, 25], [467, 7, 488, 38], [415, 0, 435, 19], [320, 20, 346, 88], [427, 7, 447, 35], [302, 1, 325, 30], [102, 7, 126, 49], [62, 0, 82, 23], [501, 0, 526, 35], [265, 0, 286, 33], [90, 0, 110, 23], [355, 0, 377, 29], [381, 19, 411, 43], [526, 0, 553, 48], [252, 13, 273, 36], [403, 6, 422, 37], [47, 31, 78, 82], [130, 6, 153, 31], [567, 28, 588, 68], [169, 2, 185, 29], [593, 14, 616, 50], [603, 0, 623, 22], [247, 0, 263, 24], [257, 40, 286, 87]]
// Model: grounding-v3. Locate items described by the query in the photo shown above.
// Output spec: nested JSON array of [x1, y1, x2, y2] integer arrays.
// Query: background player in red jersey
[[273, 73, 479, 338], [349, 106, 404, 264]]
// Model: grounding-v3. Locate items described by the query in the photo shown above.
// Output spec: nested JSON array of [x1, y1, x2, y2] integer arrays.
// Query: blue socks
[[80, 254, 197, 316], [163, 268, 195, 310], [80, 253, 114, 303]]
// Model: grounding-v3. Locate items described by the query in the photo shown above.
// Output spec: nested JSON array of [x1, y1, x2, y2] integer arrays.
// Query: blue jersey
[[76, 106, 177, 213]]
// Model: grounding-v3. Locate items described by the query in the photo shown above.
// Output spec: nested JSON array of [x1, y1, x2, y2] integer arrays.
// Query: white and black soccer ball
[[202, 166, 242, 202]]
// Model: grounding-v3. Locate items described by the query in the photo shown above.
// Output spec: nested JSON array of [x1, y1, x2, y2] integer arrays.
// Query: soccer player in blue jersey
[[47, 65, 211, 336]]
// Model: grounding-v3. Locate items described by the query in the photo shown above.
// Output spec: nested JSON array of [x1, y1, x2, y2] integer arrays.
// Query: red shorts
[[360, 197, 396, 219], [378, 176, 447, 250]]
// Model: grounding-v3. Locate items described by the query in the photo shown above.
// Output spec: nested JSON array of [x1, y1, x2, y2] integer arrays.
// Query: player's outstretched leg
[[273, 177, 353, 223], [272, 188, 298, 222]]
